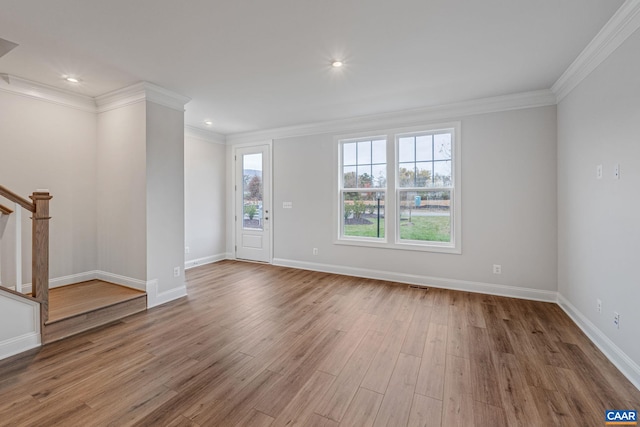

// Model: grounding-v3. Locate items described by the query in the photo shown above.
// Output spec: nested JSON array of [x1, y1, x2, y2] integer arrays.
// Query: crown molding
[[225, 89, 557, 144], [95, 81, 190, 113], [184, 125, 226, 145], [552, 0, 640, 102], [145, 82, 191, 111], [95, 82, 146, 112], [0, 74, 96, 112], [0, 74, 192, 115]]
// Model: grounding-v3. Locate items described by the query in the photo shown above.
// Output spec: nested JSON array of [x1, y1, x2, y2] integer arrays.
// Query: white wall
[[558, 28, 640, 382], [184, 131, 227, 267], [146, 101, 185, 294], [0, 91, 98, 286], [96, 101, 147, 283], [272, 106, 558, 297]]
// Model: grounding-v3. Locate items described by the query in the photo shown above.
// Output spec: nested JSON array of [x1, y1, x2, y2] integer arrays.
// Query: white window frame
[[337, 135, 388, 243], [334, 122, 461, 254]]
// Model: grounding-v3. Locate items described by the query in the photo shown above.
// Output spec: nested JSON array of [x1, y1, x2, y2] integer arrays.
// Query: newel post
[[31, 191, 52, 323]]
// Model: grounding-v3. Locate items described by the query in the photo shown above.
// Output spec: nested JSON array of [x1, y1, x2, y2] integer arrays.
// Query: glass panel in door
[[242, 153, 263, 230]]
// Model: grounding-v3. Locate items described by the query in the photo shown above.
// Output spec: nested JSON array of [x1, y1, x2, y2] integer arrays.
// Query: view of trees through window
[[397, 132, 452, 243], [339, 128, 456, 246], [341, 139, 386, 238], [242, 153, 263, 229]]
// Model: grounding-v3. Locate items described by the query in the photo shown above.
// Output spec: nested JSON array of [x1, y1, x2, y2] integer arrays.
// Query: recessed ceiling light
[[204, 120, 213, 126], [64, 76, 81, 83], [331, 60, 343, 68]]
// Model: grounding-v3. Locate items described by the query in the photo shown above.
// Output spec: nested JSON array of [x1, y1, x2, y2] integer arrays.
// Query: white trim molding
[[0, 74, 193, 115], [552, 0, 640, 101], [0, 74, 96, 112], [95, 271, 147, 291], [272, 258, 557, 303], [558, 293, 640, 390], [22, 270, 146, 293], [185, 253, 227, 270], [21, 270, 100, 294], [0, 331, 40, 361], [185, 125, 227, 144], [96, 81, 191, 113], [146, 279, 187, 309], [226, 90, 556, 145]]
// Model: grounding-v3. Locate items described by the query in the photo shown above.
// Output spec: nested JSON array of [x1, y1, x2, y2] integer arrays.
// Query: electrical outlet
[[493, 264, 502, 274], [173, 266, 180, 277], [614, 163, 620, 179], [185, 246, 190, 254], [614, 312, 620, 329], [313, 248, 318, 255], [596, 164, 603, 179], [596, 299, 602, 313]]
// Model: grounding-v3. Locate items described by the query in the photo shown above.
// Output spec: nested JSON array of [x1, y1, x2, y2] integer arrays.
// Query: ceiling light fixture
[[204, 120, 213, 126], [64, 76, 81, 83], [331, 60, 343, 68]]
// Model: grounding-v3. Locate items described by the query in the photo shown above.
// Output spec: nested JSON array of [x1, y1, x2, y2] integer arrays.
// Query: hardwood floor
[[48, 280, 146, 323], [44, 280, 147, 344], [0, 260, 637, 426]]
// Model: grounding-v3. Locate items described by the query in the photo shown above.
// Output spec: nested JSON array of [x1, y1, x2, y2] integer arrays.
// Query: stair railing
[[0, 186, 52, 322], [0, 202, 17, 293]]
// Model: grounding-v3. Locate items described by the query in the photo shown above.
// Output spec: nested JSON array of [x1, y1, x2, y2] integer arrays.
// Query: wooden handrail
[[0, 186, 52, 326], [0, 185, 35, 212], [0, 285, 40, 304], [0, 203, 12, 215]]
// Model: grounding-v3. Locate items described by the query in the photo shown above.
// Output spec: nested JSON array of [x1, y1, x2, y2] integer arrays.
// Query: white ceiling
[[0, 0, 624, 135]]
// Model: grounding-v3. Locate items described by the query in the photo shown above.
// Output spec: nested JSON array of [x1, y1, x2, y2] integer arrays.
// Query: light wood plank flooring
[[0, 261, 638, 426], [44, 280, 147, 344], [48, 280, 146, 323]]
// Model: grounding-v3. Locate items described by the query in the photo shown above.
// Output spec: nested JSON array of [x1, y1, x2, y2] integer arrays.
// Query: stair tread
[[47, 280, 146, 324]]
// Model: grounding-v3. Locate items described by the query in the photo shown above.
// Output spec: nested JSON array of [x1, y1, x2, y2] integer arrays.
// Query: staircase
[[44, 280, 147, 343], [0, 186, 147, 352]]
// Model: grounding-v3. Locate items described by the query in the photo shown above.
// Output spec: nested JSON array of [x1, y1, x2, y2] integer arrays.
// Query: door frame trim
[[232, 140, 273, 263]]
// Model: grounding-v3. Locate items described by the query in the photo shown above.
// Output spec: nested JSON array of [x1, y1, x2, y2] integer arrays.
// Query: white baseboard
[[272, 258, 557, 302], [18, 270, 185, 309], [95, 271, 147, 291], [146, 279, 187, 309], [22, 270, 147, 293], [558, 293, 640, 390], [0, 331, 41, 361], [22, 270, 99, 294], [185, 253, 227, 270]]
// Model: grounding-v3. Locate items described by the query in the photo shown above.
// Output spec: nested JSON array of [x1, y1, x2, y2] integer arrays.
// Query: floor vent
[[408, 285, 429, 290]]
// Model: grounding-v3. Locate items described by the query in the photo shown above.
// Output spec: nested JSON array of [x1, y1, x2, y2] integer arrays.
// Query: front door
[[235, 145, 271, 262]]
